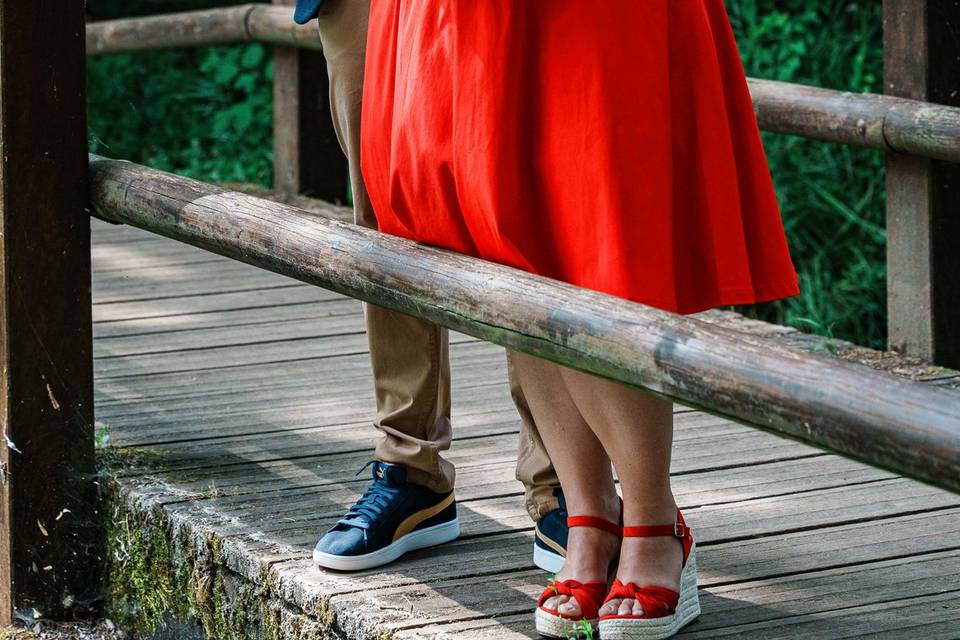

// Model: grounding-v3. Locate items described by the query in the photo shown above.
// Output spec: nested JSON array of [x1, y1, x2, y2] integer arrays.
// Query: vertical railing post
[[272, 0, 347, 202], [0, 1, 98, 625], [883, 0, 960, 368]]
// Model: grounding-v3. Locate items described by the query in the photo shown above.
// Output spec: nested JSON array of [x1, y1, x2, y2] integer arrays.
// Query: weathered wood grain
[[749, 78, 960, 163], [271, 0, 347, 202], [85, 5, 319, 55], [0, 1, 97, 623], [90, 220, 960, 638], [883, 0, 960, 368], [92, 339, 499, 407], [680, 590, 960, 639], [322, 547, 960, 636], [92, 284, 318, 322], [88, 156, 960, 492], [94, 330, 478, 379]]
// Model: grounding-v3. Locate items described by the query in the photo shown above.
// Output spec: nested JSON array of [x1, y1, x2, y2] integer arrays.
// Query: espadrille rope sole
[[598, 544, 701, 640], [534, 607, 598, 639]]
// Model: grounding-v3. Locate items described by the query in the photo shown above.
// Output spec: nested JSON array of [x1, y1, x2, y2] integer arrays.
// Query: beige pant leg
[[316, 0, 454, 492]]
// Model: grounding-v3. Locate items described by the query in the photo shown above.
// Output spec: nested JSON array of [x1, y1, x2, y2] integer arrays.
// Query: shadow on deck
[[92, 220, 960, 639]]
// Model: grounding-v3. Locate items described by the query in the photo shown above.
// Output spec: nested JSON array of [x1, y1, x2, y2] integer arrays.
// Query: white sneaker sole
[[313, 517, 460, 571], [598, 544, 701, 640], [533, 543, 566, 575]]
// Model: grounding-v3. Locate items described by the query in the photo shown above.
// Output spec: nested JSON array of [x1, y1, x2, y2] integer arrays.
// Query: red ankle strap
[[621, 508, 688, 539], [566, 515, 622, 538], [621, 522, 687, 538]]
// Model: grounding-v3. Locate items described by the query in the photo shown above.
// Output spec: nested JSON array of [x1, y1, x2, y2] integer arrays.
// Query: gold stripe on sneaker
[[535, 525, 567, 557], [392, 493, 456, 542]]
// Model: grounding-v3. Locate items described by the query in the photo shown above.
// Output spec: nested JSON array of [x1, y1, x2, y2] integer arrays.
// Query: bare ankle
[[621, 493, 676, 525]]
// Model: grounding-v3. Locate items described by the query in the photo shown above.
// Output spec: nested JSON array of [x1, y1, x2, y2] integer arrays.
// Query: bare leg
[[508, 351, 621, 618], [557, 366, 681, 617]]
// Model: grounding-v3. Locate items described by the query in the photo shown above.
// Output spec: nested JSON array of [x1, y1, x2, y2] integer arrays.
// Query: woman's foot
[[541, 523, 621, 617], [599, 535, 683, 616], [599, 502, 683, 617], [540, 494, 621, 618]]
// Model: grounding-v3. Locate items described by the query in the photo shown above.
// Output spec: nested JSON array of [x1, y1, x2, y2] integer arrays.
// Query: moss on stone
[[97, 446, 169, 474], [98, 465, 343, 640], [101, 499, 192, 636]]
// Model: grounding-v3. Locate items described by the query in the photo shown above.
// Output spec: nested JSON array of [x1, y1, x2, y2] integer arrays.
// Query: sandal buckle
[[674, 522, 686, 537]]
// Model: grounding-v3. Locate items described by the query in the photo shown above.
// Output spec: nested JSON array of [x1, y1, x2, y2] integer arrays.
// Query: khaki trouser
[[315, 0, 559, 520]]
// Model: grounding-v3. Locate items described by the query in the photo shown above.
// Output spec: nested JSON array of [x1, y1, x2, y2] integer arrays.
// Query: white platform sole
[[598, 544, 701, 640], [313, 517, 460, 571], [535, 607, 597, 639], [533, 543, 566, 575]]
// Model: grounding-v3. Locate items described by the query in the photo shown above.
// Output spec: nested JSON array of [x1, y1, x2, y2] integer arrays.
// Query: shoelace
[[338, 464, 401, 527]]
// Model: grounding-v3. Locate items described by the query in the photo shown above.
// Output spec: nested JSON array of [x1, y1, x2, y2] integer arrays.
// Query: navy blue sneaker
[[533, 488, 569, 574], [313, 461, 460, 570]]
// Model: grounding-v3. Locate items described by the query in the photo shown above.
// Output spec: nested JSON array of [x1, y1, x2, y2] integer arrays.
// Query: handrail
[[748, 79, 960, 164], [88, 154, 960, 494], [85, 4, 321, 54], [85, 5, 960, 164]]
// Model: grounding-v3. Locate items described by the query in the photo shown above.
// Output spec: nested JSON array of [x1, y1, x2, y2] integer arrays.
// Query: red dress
[[359, 0, 800, 315]]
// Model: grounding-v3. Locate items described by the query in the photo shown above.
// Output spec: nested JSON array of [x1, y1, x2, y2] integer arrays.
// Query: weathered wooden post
[[0, 1, 98, 624], [272, 0, 347, 202], [883, 0, 960, 368]]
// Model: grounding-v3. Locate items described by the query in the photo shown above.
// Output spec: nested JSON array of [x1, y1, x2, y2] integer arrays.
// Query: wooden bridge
[[2, 2, 960, 638], [91, 215, 960, 639]]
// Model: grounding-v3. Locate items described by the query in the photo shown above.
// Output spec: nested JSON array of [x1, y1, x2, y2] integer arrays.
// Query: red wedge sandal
[[534, 515, 622, 639], [598, 508, 700, 640]]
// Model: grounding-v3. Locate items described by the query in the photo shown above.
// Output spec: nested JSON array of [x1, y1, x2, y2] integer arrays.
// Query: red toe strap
[[538, 579, 609, 620], [601, 579, 679, 619]]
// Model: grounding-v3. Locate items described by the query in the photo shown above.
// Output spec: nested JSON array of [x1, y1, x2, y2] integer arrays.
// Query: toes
[[599, 599, 621, 616], [557, 596, 582, 617], [618, 599, 635, 616], [543, 594, 568, 611], [631, 599, 646, 616]]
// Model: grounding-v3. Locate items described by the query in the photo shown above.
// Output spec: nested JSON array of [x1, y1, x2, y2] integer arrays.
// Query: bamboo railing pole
[[85, 7, 960, 164], [85, 4, 325, 55], [247, 5, 324, 50], [88, 155, 960, 494], [749, 78, 960, 164], [86, 5, 256, 54]]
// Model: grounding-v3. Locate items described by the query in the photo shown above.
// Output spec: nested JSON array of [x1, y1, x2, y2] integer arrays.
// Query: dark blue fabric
[[314, 461, 456, 557], [293, 0, 324, 24], [534, 488, 569, 555]]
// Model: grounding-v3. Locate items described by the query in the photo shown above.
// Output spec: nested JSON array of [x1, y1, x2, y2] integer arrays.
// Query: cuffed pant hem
[[400, 464, 455, 494], [524, 485, 561, 522]]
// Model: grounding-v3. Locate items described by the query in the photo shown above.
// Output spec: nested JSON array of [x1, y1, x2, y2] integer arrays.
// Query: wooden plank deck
[[92, 219, 960, 639]]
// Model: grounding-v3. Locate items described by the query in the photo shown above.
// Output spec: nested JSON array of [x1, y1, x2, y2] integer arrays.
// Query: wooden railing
[[1, 0, 958, 626], [89, 154, 960, 494], [85, 4, 960, 164]]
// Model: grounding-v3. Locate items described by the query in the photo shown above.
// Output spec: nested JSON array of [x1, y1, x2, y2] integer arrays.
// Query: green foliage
[[87, 0, 887, 348], [87, 43, 273, 186], [727, 1, 886, 348]]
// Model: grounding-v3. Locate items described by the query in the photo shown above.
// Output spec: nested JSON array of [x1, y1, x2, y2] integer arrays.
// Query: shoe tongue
[[372, 461, 406, 487]]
